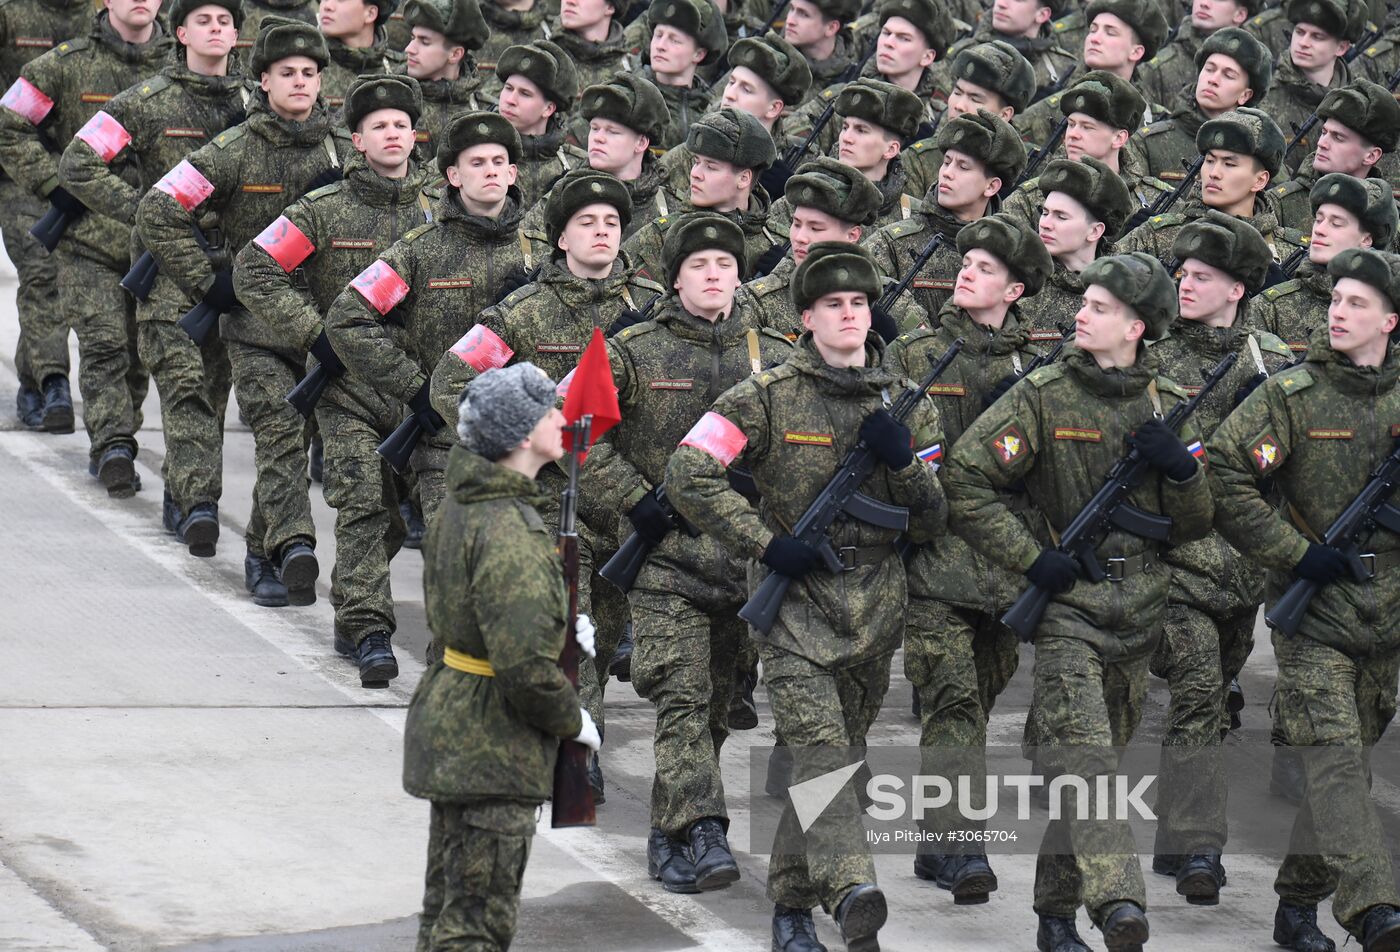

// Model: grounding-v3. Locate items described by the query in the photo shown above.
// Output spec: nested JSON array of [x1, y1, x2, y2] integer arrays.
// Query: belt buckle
[[1105, 557, 1127, 582], [1360, 552, 1377, 579], [838, 546, 858, 571]]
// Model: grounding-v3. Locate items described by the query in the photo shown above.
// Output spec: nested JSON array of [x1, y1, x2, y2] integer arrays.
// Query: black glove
[[303, 167, 342, 195], [607, 307, 647, 335], [754, 242, 788, 277], [1233, 372, 1268, 407], [202, 269, 238, 311], [1123, 205, 1152, 236], [757, 161, 793, 201], [859, 408, 913, 470], [408, 381, 446, 434], [1294, 543, 1350, 583], [870, 302, 899, 344], [1025, 549, 1081, 593], [1131, 419, 1197, 481], [626, 491, 673, 546], [495, 265, 536, 304], [761, 534, 824, 579], [308, 330, 345, 376], [983, 373, 1019, 409], [47, 186, 86, 217]]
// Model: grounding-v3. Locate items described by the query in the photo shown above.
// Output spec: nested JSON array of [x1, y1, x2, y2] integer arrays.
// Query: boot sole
[[1102, 913, 1148, 952], [281, 550, 319, 605], [43, 407, 74, 433], [99, 454, 136, 498], [951, 868, 997, 905], [253, 590, 289, 608], [695, 862, 740, 892], [360, 658, 399, 686], [181, 517, 219, 558], [840, 888, 887, 952], [1272, 922, 1337, 951], [1177, 868, 1224, 905]]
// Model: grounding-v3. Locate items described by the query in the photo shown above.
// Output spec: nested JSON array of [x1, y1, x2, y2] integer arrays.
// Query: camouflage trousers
[[319, 398, 406, 646], [1030, 620, 1149, 924], [417, 442, 451, 525], [1271, 630, 1400, 938], [226, 338, 313, 560], [629, 582, 744, 836], [416, 799, 534, 952], [0, 180, 65, 389], [136, 317, 231, 511], [905, 597, 1021, 844], [56, 249, 147, 463], [1149, 601, 1256, 857], [762, 643, 892, 914]]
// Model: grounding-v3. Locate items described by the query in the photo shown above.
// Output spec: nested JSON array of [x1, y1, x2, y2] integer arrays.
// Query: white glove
[[574, 613, 596, 659], [573, 708, 601, 752]]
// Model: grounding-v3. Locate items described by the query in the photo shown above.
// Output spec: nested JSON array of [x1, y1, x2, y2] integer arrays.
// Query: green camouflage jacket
[[1015, 258, 1089, 344], [736, 254, 928, 340], [640, 65, 711, 151], [235, 0, 316, 56], [939, 22, 1077, 103], [1245, 259, 1330, 354], [946, 345, 1214, 657], [515, 118, 588, 210], [621, 185, 781, 283], [793, 30, 860, 110], [1269, 152, 1400, 238], [1127, 94, 1207, 186], [0, 0, 91, 84], [1208, 335, 1400, 655], [519, 154, 673, 260], [412, 61, 497, 156], [321, 32, 405, 114], [864, 197, 975, 323], [1259, 56, 1357, 177], [1116, 193, 1297, 266], [403, 445, 582, 805], [479, 2, 548, 76], [543, 20, 634, 97], [1134, 18, 1205, 112]]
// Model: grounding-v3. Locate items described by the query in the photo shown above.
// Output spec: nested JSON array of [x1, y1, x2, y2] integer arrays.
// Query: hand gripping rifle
[[553, 416, 597, 828], [1265, 439, 1400, 637], [1000, 351, 1238, 642], [869, 232, 946, 342], [739, 338, 965, 634], [176, 229, 228, 345]]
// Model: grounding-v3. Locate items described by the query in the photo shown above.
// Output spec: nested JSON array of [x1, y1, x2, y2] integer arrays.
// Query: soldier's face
[[936, 148, 999, 217], [876, 16, 936, 79], [261, 58, 322, 121], [106, 0, 160, 30], [991, 0, 1051, 38], [352, 108, 413, 174], [790, 207, 860, 262], [1310, 203, 1372, 265], [1177, 258, 1244, 321], [802, 291, 873, 355], [1314, 118, 1382, 175], [1290, 22, 1348, 71], [1194, 53, 1253, 113], [674, 249, 742, 318], [1075, 284, 1143, 353], [176, 5, 235, 59], [837, 116, 900, 172], [1191, 0, 1248, 31], [1038, 190, 1104, 257], [784, 0, 836, 49], [947, 79, 1011, 121], [446, 144, 518, 211], [722, 67, 784, 122], [524, 407, 568, 462], [499, 75, 557, 136], [650, 24, 705, 76], [953, 247, 1024, 311], [406, 27, 465, 80], [587, 118, 648, 174], [1064, 112, 1128, 162], [318, 0, 375, 40], [1329, 277, 1398, 356], [557, 202, 623, 270], [1083, 13, 1144, 70], [1201, 149, 1269, 208], [561, 0, 614, 33], [690, 155, 749, 210]]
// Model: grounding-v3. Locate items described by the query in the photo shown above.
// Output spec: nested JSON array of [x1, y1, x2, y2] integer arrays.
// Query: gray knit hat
[[456, 362, 558, 460], [1081, 251, 1178, 338], [1310, 173, 1399, 248], [686, 107, 776, 171]]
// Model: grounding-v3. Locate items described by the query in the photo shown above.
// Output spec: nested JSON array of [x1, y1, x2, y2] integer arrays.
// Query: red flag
[[561, 327, 620, 462]]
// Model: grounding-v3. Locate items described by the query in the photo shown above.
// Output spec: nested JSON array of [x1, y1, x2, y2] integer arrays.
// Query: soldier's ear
[[846, 224, 862, 243], [1004, 280, 1026, 304], [448, 45, 466, 65], [1361, 233, 1375, 249], [1111, 128, 1130, 151]]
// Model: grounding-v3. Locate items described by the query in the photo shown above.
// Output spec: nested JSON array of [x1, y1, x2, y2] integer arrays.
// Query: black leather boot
[[647, 827, 698, 894], [355, 632, 398, 687], [16, 383, 43, 429], [177, 503, 219, 557], [835, 884, 886, 952], [1274, 901, 1336, 952], [1037, 915, 1090, 952], [97, 445, 136, 498], [609, 623, 634, 682], [1363, 905, 1400, 952], [1098, 902, 1148, 952], [279, 541, 318, 606], [772, 905, 826, 952], [245, 551, 288, 608], [40, 374, 73, 434], [1175, 852, 1226, 905], [686, 818, 739, 891]]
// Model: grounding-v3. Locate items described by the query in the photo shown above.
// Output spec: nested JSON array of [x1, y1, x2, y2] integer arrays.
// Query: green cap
[[1081, 251, 1178, 338], [790, 241, 883, 312]]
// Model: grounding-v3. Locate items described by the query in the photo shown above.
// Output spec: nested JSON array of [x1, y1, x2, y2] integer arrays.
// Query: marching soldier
[[583, 212, 791, 894], [494, 40, 584, 207], [137, 17, 351, 607], [866, 109, 1027, 321], [0, 0, 172, 494], [234, 75, 438, 685], [58, 0, 247, 548], [403, 361, 601, 952], [946, 251, 1214, 952], [781, 0, 861, 106], [543, 0, 632, 96], [1145, 210, 1291, 906], [317, 0, 405, 112], [1135, 0, 1257, 110], [886, 214, 1052, 906], [940, 0, 1077, 103], [667, 240, 946, 952], [402, 0, 496, 154], [1208, 246, 1400, 952], [636, 0, 726, 149]]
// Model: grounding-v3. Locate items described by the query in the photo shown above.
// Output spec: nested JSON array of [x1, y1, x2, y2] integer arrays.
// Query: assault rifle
[[868, 232, 946, 342], [1015, 116, 1069, 190], [738, 338, 965, 634], [1000, 351, 1238, 641], [1122, 153, 1206, 236]]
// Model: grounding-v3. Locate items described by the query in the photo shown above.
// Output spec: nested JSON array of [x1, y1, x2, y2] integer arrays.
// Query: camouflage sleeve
[[1206, 381, 1309, 571], [0, 57, 63, 197], [1244, 294, 1282, 340], [579, 338, 651, 515], [863, 227, 898, 278], [57, 87, 140, 225], [621, 222, 664, 283], [135, 141, 232, 300], [232, 196, 326, 353], [1000, 186, 1038, 234], [1113, 220, 1157, 258], [665, 377, 776, 561], [1157, 412, 1214, 544], [475, 512, 583, 740], [899, 394, 949, 541], [944, 386, 1045, 574], [428, 302, 514, 423], [324, 239, 427, 404]]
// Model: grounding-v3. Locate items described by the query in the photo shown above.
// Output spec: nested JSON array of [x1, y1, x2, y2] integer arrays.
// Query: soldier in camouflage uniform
[[1208, 246, 1400, 952], [939, 0, 1078, 104], [58, 0, 246, 547], [1269, 78, 1400, 235], [781, 0, 860, 107], [0, 0, 89, 431], [402, 0, 497, 155], [947, 251, 1214, 952], [1127, 26, 1272, 185], [541, 0, 634, 97], [0, 1, 172, 494], [1018, 157, 1135, 340], [1250, 172, 1397, 352], [635, 0, 725, 149], [317, 0, 405, 112], [477, 0, 544, 76], [404, 361, 601, 952], [237, 0, 318, 59], [623, 107, 780, 282], [867, 109, 1027, 321], [495, 40, 585, 208], [1144, 211, 1292, 906], [667, 241, 946, 952], [886, 215, 1052, 905], [137, 18, 351, 606], [1134, 0, 1257, 110], [234, 75, 438, 684], [583, 213, 791, 894]]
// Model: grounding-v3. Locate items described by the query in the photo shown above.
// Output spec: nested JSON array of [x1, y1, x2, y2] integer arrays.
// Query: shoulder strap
[[519, 230, 533, 269], [1247, 333, 1267, 375], [1146, 378, 1163, 417], [656, 190, 669, 216], [322, 133, 339, 168], [899, 193, 912, 219], [418, 190, 432, 223], [747, 328, 761, 375], [621, 286, 635, 308]]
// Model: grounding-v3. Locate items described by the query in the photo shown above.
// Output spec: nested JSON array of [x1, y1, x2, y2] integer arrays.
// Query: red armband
[[154, 159, 215, 212], [0, 77, 52, 125], [253, 215, 316, 272], [74, 110, 130, 162], [450, 324, 513, 372], [350, 259, 409, 315], [680, 412, 747, 466]]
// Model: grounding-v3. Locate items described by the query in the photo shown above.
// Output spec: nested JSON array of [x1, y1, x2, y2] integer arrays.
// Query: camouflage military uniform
[[1242, 3, 1295, 54], [946, 345, 1214, 926], [1127, 96, 1210, 185], [59, 58, 248, 517], [514, 118, 587, 209], [1002, 166, 1173, 244], [1016, 259, 1090, 342], [236, 0, 317, 54], [478, 1, 546, 75], [865, 199, 976, 324], [0, 13, 173, 469], [1012, 69, 1167, 151], [623, 191, 782, 283], [786, 66, 943, 158], [793, 30, 859, 110], [736, 254, 927, 339], [1246, 259, 1331, 353], [764, 160, 920, 242], [1117, 194, 1298, 265], [1270, 153, 1400, 237], [1208, 334, 1400, 941], [639, 65, 711, 150], [543, 21, 634, 96], [0, 0, 89, 403], [234, 153, 439, 650], [519, 155, 673, 259], [582, 299, 791, 838], [137, 93, 353, 562], [1259, 57, 1360, 176], [1134, 18, 1207, 110], [940, 23, 1078, 103], [667, 331, 947, 915], [321, 33, 406, 113], [414, 62, 498, 156], [404, 444, 584, 952]]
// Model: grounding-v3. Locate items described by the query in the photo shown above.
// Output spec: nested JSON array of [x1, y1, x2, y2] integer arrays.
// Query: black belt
[[1358, 551, 1400, 579], [835, 543, 896, 570], [1098, 551, 1155, 582]]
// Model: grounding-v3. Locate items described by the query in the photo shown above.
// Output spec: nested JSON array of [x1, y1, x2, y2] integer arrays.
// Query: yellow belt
[[443, 647, 495, 677]]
